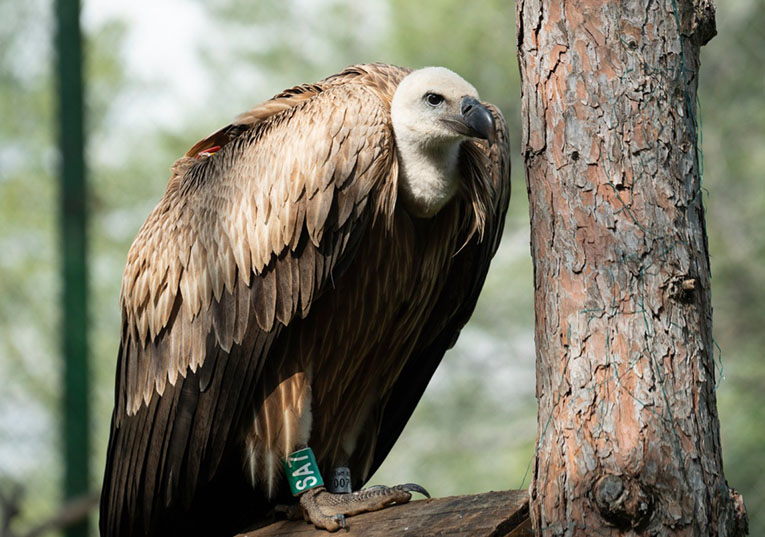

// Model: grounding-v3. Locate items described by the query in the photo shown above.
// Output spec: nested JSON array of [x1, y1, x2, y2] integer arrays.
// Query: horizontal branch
[[239, 489, 530, 537]]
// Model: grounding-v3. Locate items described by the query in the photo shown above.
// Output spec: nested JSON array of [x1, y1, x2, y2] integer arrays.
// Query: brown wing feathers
[[117, 82, 397, 417], [102, 66, 406, 537], [102, 63, 510, 537]]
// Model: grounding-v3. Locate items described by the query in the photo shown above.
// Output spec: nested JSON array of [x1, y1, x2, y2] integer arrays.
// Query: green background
[[0, 0, 761, 534]]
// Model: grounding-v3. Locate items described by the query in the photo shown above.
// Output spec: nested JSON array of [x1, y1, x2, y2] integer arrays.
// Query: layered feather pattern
[[100, 63, 510, 537]]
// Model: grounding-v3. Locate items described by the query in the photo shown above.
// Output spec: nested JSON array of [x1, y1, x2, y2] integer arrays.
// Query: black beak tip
[[460, 96, 496, 144]]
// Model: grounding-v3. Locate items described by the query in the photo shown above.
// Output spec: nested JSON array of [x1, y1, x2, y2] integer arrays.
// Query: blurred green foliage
[[700, 0, 765, 528], [0, 0, 761, 535]]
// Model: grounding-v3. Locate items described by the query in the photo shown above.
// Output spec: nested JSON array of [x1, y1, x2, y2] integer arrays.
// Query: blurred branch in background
[[54, 1, 90, 537]]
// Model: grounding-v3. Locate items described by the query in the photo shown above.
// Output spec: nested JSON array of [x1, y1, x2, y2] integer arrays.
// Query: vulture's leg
[[293, 484, 430, 531]]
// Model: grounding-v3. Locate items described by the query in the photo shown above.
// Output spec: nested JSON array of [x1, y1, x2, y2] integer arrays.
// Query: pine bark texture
[[516, 1, 747, 536]]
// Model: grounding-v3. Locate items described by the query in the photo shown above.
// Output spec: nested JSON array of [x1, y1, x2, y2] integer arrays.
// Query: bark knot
[[691, 0, 717, 46], [667, 275, 698, 303], [593, 474, 653, 530], [728, 487, 749, 537]]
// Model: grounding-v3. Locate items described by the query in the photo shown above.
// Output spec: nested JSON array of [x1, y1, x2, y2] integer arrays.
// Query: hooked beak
[[441, 96, 497, 144]]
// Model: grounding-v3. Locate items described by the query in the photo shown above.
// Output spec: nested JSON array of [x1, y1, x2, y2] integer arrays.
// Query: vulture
[[100, 63, 510, 536]]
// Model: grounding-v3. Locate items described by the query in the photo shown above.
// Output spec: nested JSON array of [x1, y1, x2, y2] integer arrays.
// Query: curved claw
[[396, 483, 431, 499], [331, 513, 347, 530]]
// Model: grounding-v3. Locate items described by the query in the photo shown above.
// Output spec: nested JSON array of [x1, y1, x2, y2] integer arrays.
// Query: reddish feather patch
[[196, 145, 222, 158]]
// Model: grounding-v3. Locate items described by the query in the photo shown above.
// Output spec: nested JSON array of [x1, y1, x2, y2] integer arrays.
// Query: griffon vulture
[[100, 63, 510, 536]]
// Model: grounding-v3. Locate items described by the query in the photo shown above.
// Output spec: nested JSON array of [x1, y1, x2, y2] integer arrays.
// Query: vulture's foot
[[293, 484, 429, 531]]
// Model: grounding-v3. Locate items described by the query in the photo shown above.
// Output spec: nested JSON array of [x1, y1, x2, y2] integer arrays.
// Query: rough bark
[[237, 490, 530, 537], [516, 1, 747, 535]]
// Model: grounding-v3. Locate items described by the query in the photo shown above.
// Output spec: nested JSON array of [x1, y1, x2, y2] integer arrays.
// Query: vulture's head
[[391, 66, 496, 218], [391, 67, 496, 147]]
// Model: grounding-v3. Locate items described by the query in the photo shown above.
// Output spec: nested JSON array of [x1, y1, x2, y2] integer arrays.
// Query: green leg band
[[282, 447, 324, 496]]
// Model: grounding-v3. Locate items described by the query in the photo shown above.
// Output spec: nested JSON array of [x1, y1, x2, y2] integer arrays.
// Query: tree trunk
[[516, 1, 747, 535]]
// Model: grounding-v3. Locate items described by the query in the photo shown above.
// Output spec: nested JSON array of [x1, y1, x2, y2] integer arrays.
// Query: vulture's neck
[[396, 138, 462, 219]]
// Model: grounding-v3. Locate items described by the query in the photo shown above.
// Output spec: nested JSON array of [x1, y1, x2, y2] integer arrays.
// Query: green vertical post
[[55, 0, 90, 536]]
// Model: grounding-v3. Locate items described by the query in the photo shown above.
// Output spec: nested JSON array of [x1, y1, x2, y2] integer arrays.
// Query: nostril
[[461, 96, 480, 116]]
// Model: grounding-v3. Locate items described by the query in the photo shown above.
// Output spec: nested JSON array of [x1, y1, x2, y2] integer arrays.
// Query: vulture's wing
[[100, 82, 399, 536], [367, 103, 511, 479]]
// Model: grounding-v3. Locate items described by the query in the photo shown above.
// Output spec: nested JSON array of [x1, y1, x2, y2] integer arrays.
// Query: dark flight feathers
[[100, 63, 510, 537]]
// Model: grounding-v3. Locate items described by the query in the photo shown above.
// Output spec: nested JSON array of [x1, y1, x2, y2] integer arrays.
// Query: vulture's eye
[[424, 93, 445, 106]]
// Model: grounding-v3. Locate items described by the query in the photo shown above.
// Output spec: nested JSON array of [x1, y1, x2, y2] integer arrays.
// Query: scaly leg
[[285, 483, 430, 531]]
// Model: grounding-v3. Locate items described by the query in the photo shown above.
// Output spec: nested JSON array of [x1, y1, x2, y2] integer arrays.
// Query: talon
[[397, 483, 431, 499], [297, 482, 429, 531], [331, 513, 347, 530]]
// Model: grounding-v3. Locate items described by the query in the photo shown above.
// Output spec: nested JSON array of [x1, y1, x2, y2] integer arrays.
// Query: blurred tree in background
[[0, 0, 761, 535]]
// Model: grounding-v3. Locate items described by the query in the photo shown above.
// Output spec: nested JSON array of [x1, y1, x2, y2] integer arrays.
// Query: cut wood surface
[[238, 490, 530, 537]]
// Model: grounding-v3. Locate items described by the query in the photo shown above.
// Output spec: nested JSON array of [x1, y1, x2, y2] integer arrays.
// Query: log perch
[[238, 490, 531, 537]]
